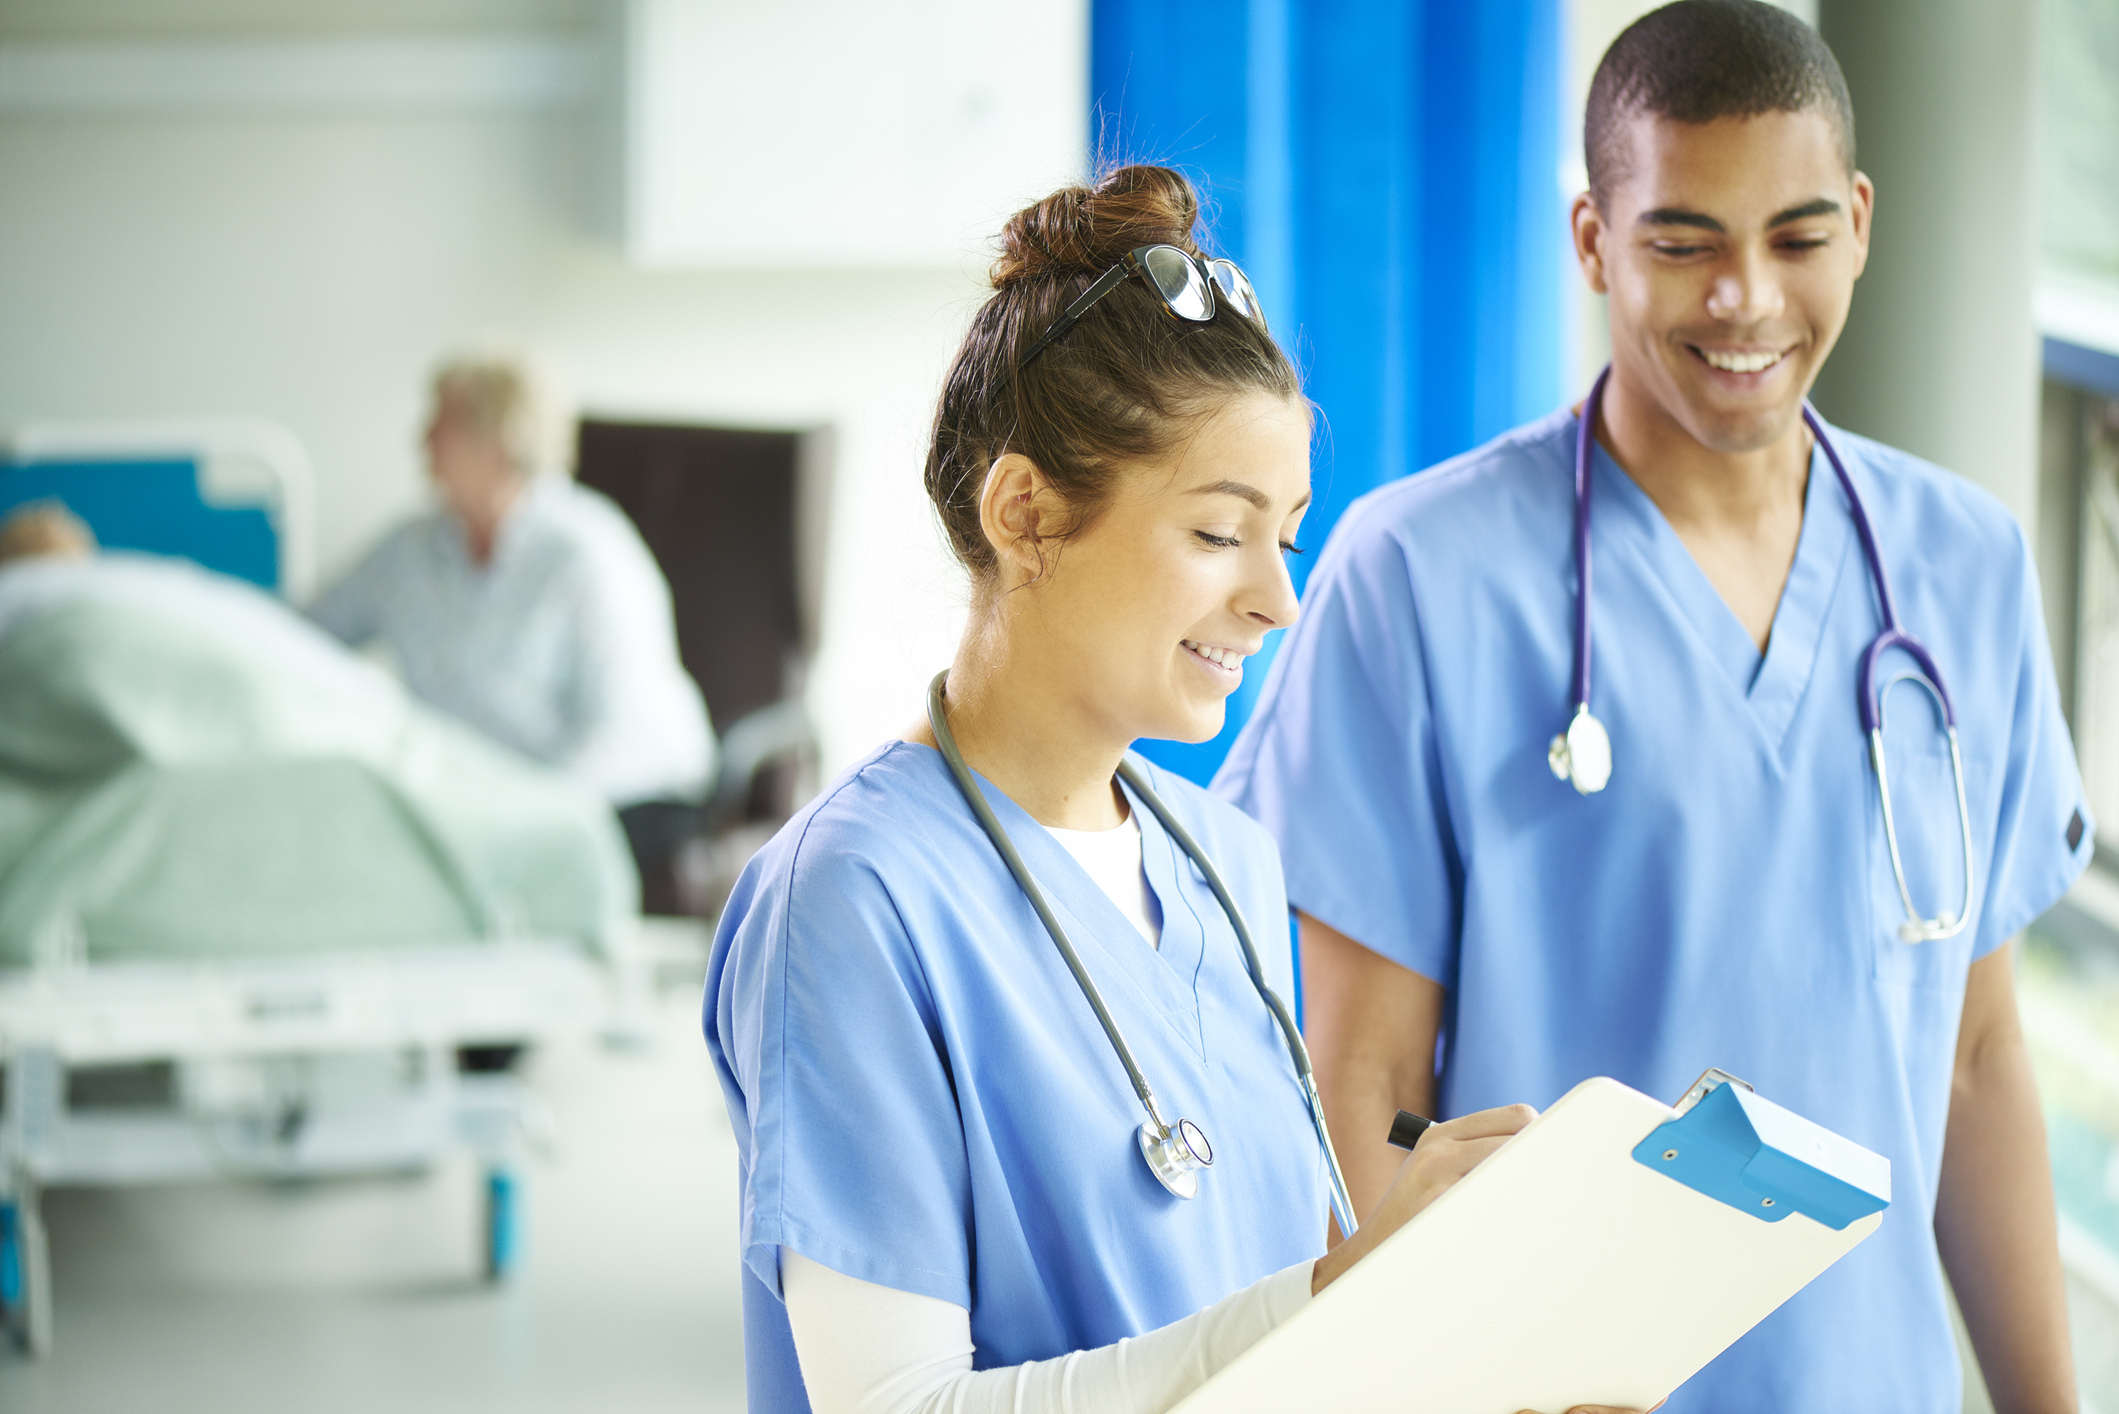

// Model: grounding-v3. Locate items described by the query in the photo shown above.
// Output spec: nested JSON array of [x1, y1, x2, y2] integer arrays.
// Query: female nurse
[[705, 166, 1628, 1414]]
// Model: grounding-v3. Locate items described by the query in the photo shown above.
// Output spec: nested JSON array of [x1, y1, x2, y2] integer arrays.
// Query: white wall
[[622, 0, 1087, 267], [0, 15, 1010, 771]]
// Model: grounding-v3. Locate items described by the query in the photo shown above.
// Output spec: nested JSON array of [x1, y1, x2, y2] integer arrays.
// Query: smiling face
[[999, 391, 1312, 747], [1575, 108, 1872, 453]]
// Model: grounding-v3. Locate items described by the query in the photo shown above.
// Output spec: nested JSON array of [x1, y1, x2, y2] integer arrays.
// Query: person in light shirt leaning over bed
[[311, 349, 715, 856]]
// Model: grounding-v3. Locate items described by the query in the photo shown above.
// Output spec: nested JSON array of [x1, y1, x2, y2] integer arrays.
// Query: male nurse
[[1216, 2, 2090, 1410]]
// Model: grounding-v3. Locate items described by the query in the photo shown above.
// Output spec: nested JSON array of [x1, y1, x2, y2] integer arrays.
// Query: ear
[[1847, 171, 1875, 281], [1571, 192, 1610, 296], [977, 452, 1058, 584]]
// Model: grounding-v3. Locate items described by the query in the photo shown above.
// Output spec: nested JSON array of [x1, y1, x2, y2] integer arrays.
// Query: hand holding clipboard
[[1173, 1071, 1889, 1414]]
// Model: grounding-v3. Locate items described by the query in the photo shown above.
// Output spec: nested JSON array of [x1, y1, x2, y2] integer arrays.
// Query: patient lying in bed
[[0, 503, 636, 969]]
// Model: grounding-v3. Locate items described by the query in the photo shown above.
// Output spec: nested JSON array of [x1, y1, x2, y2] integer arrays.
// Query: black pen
[[1387, 1110, 1433, 1151]]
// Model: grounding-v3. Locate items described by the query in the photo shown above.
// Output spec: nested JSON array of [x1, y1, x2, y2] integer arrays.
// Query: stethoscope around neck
[[925, 672, 1362, 1236], [1550, 366, 1977, 944]]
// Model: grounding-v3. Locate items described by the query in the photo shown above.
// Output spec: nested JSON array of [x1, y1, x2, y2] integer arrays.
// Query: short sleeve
[[1214, 512, 1462, 987], [708, 822, 974, 1309], [1975, 529, 2093, 955]]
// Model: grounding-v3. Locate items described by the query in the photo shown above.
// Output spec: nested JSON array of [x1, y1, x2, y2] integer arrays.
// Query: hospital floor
[[0, 930, 746, 1414]]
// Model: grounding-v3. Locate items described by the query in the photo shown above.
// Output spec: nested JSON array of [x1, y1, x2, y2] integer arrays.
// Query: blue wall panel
[[1094, 0, 1568, 783]]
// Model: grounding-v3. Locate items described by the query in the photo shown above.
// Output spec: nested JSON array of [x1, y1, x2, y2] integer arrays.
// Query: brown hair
[[925, 164, 1302, 584]]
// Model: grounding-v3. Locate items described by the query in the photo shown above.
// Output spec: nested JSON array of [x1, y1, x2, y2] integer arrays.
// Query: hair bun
[[991, 164, 1204, 289]]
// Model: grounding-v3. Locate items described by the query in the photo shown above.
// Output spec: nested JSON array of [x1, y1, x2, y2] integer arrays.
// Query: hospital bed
[[0, 422, 645, 1358]]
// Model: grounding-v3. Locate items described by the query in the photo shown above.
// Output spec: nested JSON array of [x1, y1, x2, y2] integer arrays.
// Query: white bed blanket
[[0, 555, 636, 967]]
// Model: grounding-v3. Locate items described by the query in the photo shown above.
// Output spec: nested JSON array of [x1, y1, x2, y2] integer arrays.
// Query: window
[[2022, 3, 2119, 1410]]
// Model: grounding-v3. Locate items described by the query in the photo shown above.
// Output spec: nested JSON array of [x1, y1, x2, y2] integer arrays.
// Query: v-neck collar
[[1589, 428, 1855, 756], [960, 760, 1210, 1060]]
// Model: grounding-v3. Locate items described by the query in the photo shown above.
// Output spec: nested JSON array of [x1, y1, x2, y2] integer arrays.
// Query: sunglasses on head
[[1013, 245, 1269, 375]]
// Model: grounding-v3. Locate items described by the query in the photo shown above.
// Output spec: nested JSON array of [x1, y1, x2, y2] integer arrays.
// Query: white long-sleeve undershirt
[[781, 1250, 1314, 1414]]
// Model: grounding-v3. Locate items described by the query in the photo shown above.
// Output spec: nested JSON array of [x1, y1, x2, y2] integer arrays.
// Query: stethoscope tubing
[[1116, 758, 1360, 1233], [1570, 368, 1604, 715], [926, 672, 1360, 1237], [1571, 366, 1975, 942], [923, 673, 1172, 1132]]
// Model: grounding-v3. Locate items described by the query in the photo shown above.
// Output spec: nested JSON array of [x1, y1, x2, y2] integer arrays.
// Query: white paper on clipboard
[[1170, 1076, 1888, 1414]]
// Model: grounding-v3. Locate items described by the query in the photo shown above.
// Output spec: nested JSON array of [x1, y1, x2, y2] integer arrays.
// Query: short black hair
[[1586, 0, 1855, 209]]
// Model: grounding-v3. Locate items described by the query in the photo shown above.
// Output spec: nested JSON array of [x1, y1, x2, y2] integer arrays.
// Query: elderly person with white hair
[[312, 351, 714, 826]]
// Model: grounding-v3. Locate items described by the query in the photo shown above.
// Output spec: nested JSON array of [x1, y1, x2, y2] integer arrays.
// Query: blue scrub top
[[1216, 408, 2091, 1414], [706, 741, 1328, 1414]]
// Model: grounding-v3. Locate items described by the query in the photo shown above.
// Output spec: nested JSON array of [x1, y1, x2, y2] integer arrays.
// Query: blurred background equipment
[[576, 419, 831, 917]]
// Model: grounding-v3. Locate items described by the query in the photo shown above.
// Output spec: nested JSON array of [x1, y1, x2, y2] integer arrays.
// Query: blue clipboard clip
[[1632, 1069, 1891, 1231]]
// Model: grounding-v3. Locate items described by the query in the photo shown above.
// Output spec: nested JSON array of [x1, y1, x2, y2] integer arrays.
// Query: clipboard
[[1171, 1072, 1890, 1414]]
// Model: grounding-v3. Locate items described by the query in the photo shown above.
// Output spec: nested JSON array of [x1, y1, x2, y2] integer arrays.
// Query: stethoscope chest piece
[[1139, 1117, 1214, 1199], [924, 670, 1359, 1233], [1549, 706, 1612, 795]]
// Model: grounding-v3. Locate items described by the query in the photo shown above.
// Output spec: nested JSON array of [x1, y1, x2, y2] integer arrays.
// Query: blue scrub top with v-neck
[[1216, 407, 2092, 1414], [706, 741, 1328, 1414]]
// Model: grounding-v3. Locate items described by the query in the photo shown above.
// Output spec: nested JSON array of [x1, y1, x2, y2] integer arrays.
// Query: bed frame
[[0, 422, 644, 1357]]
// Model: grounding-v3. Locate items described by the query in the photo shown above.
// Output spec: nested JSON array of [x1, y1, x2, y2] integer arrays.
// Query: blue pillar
[[1095, 0, 1567, 784]]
